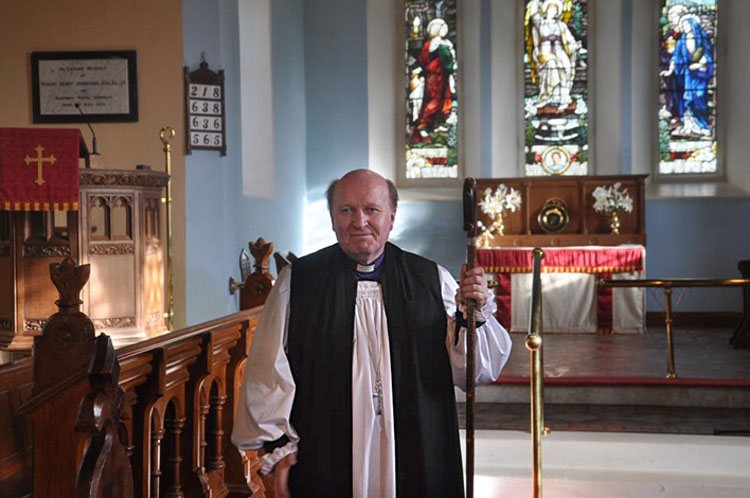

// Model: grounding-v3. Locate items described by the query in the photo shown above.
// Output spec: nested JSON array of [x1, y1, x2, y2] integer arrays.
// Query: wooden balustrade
[[111, 306, 266, 498], [0, 239, 274, 497]]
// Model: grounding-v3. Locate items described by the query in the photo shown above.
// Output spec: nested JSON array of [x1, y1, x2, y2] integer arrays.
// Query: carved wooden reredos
[[0, 168, 170, 351], [475, 175, 647, 247]]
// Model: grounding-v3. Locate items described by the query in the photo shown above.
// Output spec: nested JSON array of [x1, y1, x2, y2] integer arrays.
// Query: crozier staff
[[232, 169, 512, 498]]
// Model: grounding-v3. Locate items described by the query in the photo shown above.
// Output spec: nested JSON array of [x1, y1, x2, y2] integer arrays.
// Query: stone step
[[459, 430, 750, 497], [455, 378, 750, 408], [456, 403, 750, 436]]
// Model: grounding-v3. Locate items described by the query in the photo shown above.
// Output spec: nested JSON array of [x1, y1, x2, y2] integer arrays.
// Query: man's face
[[330, 171, 396, 265]]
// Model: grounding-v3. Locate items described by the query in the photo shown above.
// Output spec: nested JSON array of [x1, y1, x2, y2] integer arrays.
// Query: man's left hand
[[459, 264, 490, 310]]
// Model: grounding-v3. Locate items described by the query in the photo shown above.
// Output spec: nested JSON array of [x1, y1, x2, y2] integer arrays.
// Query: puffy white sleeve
[[439, 265, 512, 390], [231, 266, 299, 451]]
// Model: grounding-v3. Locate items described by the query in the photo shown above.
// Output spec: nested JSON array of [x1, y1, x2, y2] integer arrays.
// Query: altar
[[473, 174, 648, 333], [479, 246, 645, 334]]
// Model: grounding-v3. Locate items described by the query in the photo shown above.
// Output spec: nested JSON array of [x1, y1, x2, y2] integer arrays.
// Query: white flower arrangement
[[477, 184, 522, 245], [592, 182, 633, 214], [479, 184, 522, 218]]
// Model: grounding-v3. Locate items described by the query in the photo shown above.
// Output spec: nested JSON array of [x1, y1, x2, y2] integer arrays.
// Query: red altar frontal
[[478, 246, 646, 334]]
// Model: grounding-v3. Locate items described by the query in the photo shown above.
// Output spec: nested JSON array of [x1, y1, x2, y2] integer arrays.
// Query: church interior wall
[[646, 197, 750, 312], [302, 0, 371, 255], [1, 0, 747, 328], [368, 0, 750, 314], [0, 0, 188, 326], [182, 0, 238, 325], [723, 0, 750, 190], [182, 0, 307, 325]]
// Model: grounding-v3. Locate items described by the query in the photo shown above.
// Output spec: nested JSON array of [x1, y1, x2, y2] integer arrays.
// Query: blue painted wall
[[302, 0, 370, 254], [182, 0, 749, 323], [183, 0, 235, 324], [645, 198, 750, 311], [183, 0, 306, 324], [390, 201, 466, 277]]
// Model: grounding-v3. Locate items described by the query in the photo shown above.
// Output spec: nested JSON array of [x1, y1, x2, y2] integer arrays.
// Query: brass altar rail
[[598, 278, 750, 378], [525, 248, 545, 498]]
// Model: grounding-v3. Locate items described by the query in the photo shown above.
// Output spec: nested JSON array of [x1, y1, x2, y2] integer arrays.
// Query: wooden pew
[[0, 239, 274, 497], [0, 357, 33, 498]]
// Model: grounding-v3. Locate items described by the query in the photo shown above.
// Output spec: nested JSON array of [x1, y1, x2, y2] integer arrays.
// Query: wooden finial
[[238, 238, 275, 310], [249, 237, 273, 273], [50, 257, 90, 311]]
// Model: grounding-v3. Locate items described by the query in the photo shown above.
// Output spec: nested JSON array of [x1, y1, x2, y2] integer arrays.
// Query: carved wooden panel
[[0, 168, 168, 351], [88, 254, 137, 322], [78, 170, 168, 346], [22, 255, 59, 322], [475, 175, 647, 248], [142, 194, 165, 337]]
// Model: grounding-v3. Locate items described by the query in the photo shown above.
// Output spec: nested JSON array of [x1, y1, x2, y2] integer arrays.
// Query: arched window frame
[[367, 0, 484, 198], [652, 0, 725, 185]]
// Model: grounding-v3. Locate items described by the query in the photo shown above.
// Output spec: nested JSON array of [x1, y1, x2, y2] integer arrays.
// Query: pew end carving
[[17, 257, 97, 497], [74, 333, 134, 498], [234, 238, 275, 311]]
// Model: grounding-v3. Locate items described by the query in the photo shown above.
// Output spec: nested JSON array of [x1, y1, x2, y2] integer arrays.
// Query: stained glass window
[[404, 0, 458, 180], [523, 0, 588, 176], [658, 0, 717, 175]]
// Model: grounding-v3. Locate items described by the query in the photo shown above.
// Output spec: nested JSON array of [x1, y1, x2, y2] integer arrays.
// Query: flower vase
[[608, 210, 621, 235]]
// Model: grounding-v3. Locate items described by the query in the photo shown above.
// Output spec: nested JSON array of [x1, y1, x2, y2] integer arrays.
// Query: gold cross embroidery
[[24, 145, 57, 186]]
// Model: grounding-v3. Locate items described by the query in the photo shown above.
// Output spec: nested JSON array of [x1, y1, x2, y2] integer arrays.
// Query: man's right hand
[[261, 452, 297, 498]]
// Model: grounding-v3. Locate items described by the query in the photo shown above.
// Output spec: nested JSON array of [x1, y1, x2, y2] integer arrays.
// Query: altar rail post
[[598, 278, 750, 378], [525, 248, 546, 498]]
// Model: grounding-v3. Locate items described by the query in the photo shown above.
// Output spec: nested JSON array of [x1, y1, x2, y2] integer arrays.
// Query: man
[[232, 169, 511, 497]]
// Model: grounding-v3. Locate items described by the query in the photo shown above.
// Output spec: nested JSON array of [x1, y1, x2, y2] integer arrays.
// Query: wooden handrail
[[117, 306, 262, 360]]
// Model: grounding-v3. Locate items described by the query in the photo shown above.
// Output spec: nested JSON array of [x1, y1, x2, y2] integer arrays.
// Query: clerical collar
[[355, 252, 385, 280]]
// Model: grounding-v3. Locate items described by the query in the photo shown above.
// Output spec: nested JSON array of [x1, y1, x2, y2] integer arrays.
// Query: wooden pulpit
[[0, 168, 169, 351]]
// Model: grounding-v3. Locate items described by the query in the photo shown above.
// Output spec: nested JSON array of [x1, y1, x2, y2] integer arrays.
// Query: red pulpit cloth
[[0, 127, 81, 211]]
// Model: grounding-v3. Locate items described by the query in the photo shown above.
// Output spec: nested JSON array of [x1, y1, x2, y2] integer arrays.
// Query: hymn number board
[[184, 61, 226, 155]]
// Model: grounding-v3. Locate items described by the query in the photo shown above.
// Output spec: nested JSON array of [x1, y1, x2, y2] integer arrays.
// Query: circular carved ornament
[[537, 198, 570, 234]]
